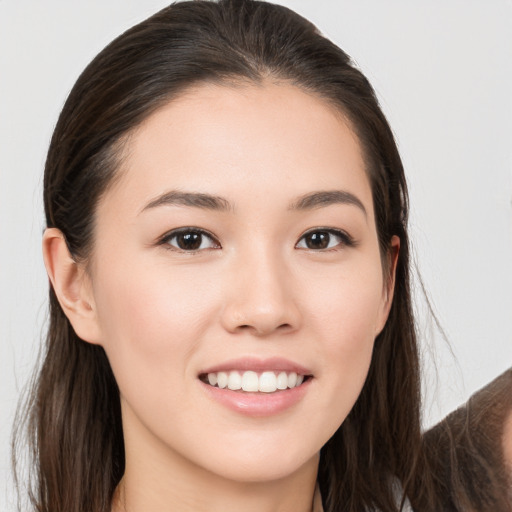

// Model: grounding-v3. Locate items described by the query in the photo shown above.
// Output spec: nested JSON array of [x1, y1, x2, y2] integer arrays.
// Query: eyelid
[[156, 226, 354, 252], [158, 227, 221, 252], [295, 227, 356, 250]]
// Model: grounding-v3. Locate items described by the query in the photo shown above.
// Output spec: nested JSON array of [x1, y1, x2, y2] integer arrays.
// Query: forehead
[[101, 81, 373, 217]]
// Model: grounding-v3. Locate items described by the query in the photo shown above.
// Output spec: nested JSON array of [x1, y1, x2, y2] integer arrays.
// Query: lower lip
[[199, 379, 312, 417]]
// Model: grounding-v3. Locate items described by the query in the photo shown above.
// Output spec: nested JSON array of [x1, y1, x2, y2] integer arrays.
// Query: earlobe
[[42, 228, 102, 345]]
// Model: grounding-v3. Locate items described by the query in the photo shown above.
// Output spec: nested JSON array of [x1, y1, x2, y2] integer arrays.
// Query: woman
[[11, 1, 511, 511]]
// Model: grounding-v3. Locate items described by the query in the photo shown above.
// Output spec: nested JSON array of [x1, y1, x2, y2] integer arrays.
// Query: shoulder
[[423, 367, 512, 510]]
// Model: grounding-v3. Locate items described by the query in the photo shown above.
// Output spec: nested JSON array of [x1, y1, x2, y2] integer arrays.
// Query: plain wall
[[1, 1, 511, 509]]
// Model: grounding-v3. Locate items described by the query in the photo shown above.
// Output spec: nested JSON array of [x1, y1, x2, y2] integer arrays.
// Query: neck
[[114, 467, 318, 512], [113, 405, 319, 512]]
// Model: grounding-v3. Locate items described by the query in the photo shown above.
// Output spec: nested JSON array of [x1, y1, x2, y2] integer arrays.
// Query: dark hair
[[15, 1, 438, 511]]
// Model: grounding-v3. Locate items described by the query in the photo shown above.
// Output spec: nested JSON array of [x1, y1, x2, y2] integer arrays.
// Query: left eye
[[296, 229, 352, 250], [161, 229, 220, 252]]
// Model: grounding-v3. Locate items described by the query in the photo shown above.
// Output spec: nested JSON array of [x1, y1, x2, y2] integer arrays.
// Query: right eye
[[295, 228, 355, 251], [160, 228, 220, 252]]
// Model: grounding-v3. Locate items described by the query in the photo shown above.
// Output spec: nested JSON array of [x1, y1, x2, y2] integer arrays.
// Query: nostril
[[238, 323, 294, 336]]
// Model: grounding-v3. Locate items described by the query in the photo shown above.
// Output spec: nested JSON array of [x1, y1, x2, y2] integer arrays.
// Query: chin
[[193, 438, 321, 484], [208, 455, 317, 484]]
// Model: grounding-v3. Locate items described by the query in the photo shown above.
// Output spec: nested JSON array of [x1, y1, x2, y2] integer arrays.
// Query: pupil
[[178, 232, 201, 250], [307, 232, 329, 249]]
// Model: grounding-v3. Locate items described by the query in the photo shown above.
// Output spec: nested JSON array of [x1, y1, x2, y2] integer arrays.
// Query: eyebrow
[[289, 190, 367, 217], [141, 190, 233, 213], [141, 189, 367, 217]]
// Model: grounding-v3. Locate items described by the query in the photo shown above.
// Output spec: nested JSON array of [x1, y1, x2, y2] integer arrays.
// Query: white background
[[1, 1, 511, 509]]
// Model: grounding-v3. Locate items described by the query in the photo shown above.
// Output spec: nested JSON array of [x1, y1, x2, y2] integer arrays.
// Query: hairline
[[84, 75, 387, 273]]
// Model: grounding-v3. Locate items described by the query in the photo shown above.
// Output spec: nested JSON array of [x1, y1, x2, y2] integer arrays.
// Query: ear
[[42, 228, 102, 345], [376, 235, 400, 335]]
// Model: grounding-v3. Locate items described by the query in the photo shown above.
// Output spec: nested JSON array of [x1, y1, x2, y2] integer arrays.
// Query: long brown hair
[[422, 368, 512, 511], [15, 1, 437, 510]]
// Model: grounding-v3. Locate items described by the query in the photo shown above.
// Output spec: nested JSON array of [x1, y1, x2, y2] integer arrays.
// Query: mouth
[[198, 358, 313, 416], [199, 370, 312, 393]]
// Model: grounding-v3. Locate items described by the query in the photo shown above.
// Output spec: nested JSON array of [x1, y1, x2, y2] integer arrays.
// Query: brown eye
[[296, 229, 353, 250], [163, 229, 220, 252], [304, 231, 330, 249]]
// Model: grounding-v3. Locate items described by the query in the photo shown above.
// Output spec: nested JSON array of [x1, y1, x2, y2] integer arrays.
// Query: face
[[84, 82, 395, 483]]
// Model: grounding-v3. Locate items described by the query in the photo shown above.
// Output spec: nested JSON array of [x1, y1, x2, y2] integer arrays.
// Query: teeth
[[287, 372, 297, 388], [217, 371, 228, 389], [227, 371, 242, 390], [205, 370, 307, 392], [259, 371, 277, 392], [241, 371, 259, 392], [276, 371, 288, 390]]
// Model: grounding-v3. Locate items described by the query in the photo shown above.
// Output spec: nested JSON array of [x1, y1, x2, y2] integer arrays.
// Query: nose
[[220, 249, 301, 337]]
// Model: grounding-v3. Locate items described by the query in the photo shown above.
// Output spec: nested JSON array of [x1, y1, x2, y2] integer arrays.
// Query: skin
[[504, 411, 512, 473], [43, 82, 398, 512]]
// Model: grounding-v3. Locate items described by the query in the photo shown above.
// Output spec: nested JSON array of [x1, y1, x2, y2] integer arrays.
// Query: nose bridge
[[221, 241, 299, 336]]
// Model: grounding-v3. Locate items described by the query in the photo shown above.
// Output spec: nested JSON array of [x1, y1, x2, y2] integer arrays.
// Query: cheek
[[306, 259, 385, 346], [90, 257, 220, 389], [302, 259, 384, 417]]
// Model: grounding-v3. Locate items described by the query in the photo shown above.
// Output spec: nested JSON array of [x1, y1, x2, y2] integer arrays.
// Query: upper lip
[[199, 357, 312, 376]]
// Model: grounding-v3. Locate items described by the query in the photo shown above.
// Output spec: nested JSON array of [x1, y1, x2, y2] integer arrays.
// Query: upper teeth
[[207, 371, 305, 393]]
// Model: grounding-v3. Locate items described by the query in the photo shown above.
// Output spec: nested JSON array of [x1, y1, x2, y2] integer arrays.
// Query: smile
[[198, 358, 313, 416], [200, 370, 307, 393]]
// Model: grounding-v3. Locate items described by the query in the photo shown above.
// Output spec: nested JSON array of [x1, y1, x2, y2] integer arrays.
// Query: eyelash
[[158, 227, 355, 253], [158, 228, 220, 252], [296, 228, 356, 251]]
